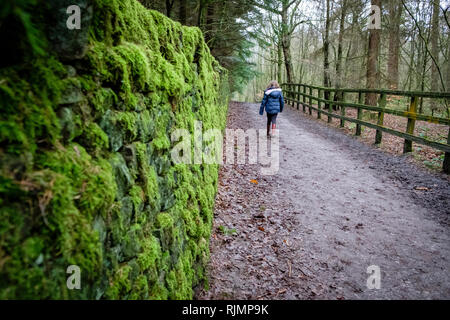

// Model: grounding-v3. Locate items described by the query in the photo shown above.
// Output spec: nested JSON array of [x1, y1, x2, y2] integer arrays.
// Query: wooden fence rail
[[281, 83, 450, 174]]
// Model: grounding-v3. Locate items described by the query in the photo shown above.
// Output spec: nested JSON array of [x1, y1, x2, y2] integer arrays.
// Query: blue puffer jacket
[[259, 88, 284, 115]]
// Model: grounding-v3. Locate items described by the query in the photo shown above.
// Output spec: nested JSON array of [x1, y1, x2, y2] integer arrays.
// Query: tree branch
[[402, 0, 446, 92]]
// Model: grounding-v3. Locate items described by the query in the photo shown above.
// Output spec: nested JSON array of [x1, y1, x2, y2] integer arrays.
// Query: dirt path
[[196, 101, 450, 300]]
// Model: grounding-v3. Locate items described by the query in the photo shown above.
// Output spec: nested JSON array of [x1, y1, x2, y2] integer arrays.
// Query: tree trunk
[[365, 0, 381, 106], [282, 37, 294, 83], [387, 0, 402, 89], [323, 0, 331, 88], [277, 41, 283, 84], [407, 34, 416, 91], [430, 0, 440, 92], [205, 2, 214, 44], [281, 0, 294, 83], [419, 45, 428, 113], [198, 0, 207, 28], [335, 0, 347, 89], [446, 40, 450, 93], [166, 0, 174, 18], [179, 0, 187, 25], [333, 0, 347, 109]]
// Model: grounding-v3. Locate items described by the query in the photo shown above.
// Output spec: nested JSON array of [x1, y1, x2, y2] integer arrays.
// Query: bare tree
[[387, 0, 402, 89], [335, 0, 348, 95], [179, 0, 187, 24], [323, 0, 331, 89], [252, 0, 306, 83], [365, 0, 381, 106], [431, 0, 440, 92], [166, 0, 175, 18]]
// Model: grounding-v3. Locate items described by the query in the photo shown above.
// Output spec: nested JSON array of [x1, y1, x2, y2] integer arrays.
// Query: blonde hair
[[266, 80, 280, 90]]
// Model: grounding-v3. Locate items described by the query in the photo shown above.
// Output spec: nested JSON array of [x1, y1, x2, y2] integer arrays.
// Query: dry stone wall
[[0, 0, 228, 299]]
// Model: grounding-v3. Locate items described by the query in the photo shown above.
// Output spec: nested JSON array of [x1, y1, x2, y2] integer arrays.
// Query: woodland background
[[143, 0, 449, 116]]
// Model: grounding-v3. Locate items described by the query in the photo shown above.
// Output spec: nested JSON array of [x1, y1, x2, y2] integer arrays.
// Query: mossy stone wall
[[0, 0, 228, 299]]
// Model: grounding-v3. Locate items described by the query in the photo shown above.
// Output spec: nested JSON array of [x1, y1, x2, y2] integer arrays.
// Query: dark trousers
[[267, 113, 278, 126]]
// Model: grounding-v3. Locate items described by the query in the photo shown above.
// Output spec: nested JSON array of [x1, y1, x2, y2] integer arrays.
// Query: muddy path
[[196, 101, 450, 300]]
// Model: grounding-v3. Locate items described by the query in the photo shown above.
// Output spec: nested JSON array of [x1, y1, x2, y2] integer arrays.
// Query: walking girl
[[259, 80, 284, 137]]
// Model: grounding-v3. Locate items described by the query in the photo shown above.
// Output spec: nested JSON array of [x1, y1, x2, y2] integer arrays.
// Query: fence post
[[309, 86, 313, 115], [302, 85, 306, 112], [444, 128, 450, 174], [340, 91, 346, 128], [403, 96, 418, 153], [318, 89, 323, 119], [286, 84, 289, 104], [327, 89, 332, 123], [284, 84, 287, 103], [356, 92, 363, 136], [290, 84, 293, 105], [296, 85, 300, 110], [287, 84, 291, 104], [375, 93, 387, 145], [293, 84, 296, 107], [293, 85, 296, 108]]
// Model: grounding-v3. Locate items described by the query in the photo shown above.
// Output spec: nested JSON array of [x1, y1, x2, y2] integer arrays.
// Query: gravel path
[[196, 101, 450, 300]]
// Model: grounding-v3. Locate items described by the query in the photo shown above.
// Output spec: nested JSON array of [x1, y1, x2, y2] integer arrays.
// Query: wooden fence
[[281, 83, 450, 173]]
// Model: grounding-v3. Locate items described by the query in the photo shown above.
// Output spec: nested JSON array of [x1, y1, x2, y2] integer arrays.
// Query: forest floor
[[195, 101, 450, 300]]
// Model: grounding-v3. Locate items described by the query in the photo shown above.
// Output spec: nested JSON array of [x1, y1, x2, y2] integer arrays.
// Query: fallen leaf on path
[[414, 186, 429, 191], [250, 179, 258, 184], [258, 226, 265, 232]]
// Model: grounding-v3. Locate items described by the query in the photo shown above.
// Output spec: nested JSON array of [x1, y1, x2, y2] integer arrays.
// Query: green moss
[[137, 109, 155, 142], [137, 236, 161, 271], [152, 134, 171, 151], [91, 87, 118, 115], [22, 237, 45, 263], [156, 212, 174, 229], [113, 111, 139, 142], [129, 274, 149, 299], [105, 265, 132, 299], [0, 56, 65, 156], [135, 142, 160, 209], [129, 184, 145, 223], [0, 0, 229, 300], [79, 122, 109, 155]]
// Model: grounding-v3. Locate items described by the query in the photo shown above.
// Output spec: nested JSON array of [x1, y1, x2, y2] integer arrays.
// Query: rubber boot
[[267, 124, 271, 137]]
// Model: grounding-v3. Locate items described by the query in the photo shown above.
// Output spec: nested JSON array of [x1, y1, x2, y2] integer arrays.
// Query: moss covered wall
[[0, 0, 228, 299]]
